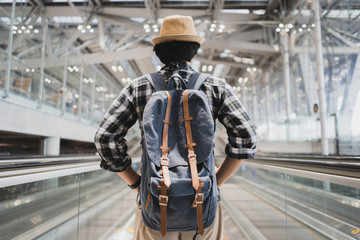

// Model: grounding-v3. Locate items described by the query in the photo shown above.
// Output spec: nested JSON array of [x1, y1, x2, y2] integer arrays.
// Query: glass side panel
[[0, 169, 128, 240], [232, 163, 360, 239]]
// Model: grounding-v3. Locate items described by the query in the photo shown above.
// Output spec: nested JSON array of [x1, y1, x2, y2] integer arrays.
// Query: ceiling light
[[279, 23, 284, 28], [276, 27, 281, 32], [77, 25, 83, 30]]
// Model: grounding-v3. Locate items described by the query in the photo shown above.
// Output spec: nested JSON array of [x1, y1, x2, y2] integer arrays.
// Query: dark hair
[[153, 41, 200, 64]]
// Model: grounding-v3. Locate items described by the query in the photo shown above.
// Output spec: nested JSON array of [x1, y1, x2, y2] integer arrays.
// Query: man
[[94, 15, 256, 239]]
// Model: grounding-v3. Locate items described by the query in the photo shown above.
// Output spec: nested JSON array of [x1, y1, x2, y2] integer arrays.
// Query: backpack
[[140, 72, 218, 237]]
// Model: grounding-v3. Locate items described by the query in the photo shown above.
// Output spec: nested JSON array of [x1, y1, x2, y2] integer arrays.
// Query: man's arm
[[216, 156, 244, 187], [117, 167, 141, 192], [94, 83, 137, 173]]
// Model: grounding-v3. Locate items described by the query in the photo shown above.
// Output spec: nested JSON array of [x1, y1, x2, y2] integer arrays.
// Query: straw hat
[[151, 15, 205, 46]]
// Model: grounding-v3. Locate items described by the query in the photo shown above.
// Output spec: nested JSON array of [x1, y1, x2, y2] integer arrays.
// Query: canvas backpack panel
[[140, 72, 218, 235]]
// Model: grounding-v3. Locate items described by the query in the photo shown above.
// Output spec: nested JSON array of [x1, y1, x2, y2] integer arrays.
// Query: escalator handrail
[[0, 155, 101, 170]]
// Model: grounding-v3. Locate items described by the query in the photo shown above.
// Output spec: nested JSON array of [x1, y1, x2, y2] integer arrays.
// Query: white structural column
[[62, 48, 69, 114], [38, 17, 47, 106], [252, 80, 257, 124], [280, 30, 292, 122], [313, 0, 329, 155], [78, 61, 84, 118], [265, 71, 270, 135], [44, 137, 60, 155], [4, 0, 16, 98]]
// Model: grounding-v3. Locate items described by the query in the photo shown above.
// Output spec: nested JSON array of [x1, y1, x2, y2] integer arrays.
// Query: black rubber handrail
[[0, 155, 100, 170], [250, 156, 360, 178]]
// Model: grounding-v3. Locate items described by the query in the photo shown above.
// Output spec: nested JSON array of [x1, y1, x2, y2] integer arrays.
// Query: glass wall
[[0, 1, 120, 125], [251, 0, 360, 155]]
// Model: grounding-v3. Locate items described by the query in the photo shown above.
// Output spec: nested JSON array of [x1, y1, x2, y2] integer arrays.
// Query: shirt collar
[[159, 61, 195, 82]]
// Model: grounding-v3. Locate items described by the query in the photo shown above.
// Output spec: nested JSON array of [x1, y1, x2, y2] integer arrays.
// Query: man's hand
[[216, 156, 244, 187]]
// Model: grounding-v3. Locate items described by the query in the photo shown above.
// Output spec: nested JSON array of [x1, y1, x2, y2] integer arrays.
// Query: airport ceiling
[[1, 0, 359, 89]]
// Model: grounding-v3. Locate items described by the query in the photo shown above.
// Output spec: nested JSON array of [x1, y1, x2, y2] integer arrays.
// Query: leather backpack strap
[[160, 91, 172, 188], [182, 90, 205, 235], [157, 90, 172, 237], [157, 179, 170, 237]]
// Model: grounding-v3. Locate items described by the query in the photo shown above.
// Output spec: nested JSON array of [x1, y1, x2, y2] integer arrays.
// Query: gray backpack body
[[140, 72, 218, 236]]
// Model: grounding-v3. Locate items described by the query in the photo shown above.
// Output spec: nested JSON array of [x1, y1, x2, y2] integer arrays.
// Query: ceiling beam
[[110, 31, 135, 52], [22, 46, 154, 68], [195, 56, 258, 69], [203, 40, 279, 55], [293, 47, 360, 54], [44, 6, 262, 23]]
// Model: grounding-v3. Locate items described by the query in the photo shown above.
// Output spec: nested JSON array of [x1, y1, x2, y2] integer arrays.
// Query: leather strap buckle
[[159, 195, 169, 206], [188, 153, 196, 159], [161, 157, 169, 166], [188, 154, 197, 160], [193, 193, 204, 207]]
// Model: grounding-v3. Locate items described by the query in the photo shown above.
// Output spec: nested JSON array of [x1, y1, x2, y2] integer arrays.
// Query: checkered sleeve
[[217, 81, 257, 159], [94, 83, 138, 172]]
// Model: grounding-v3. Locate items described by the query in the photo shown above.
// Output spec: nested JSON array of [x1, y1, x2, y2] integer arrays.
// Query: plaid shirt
[[94, 62, 257, 172]]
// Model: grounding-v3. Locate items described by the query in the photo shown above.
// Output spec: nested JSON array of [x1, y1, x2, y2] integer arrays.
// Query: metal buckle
[[161, 157, 169, 166], [193, 193, 204, 207], [159, 195, 169, 206], [188, 154, 197, 159]]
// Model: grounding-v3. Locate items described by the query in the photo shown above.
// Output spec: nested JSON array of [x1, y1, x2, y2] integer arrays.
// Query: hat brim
[[151, 34, 205, 46]]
